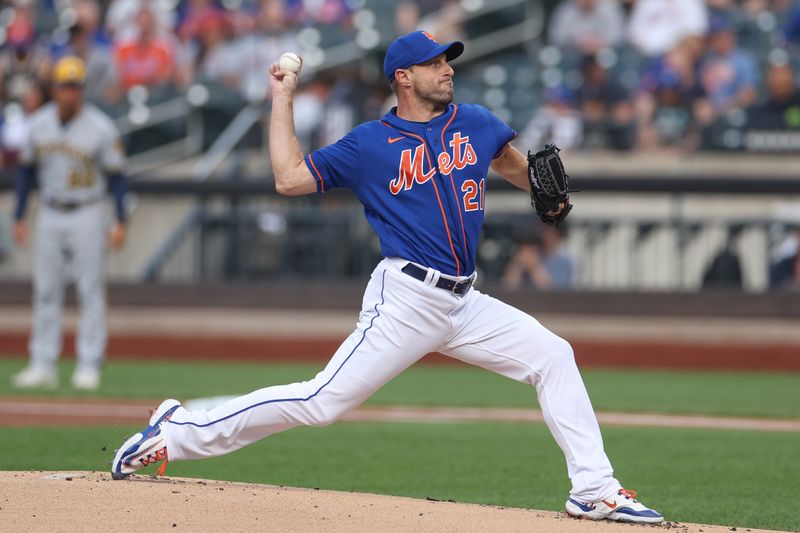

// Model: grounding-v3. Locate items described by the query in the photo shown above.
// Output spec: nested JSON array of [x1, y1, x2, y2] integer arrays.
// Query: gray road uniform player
[[11, 56, 128, 390]]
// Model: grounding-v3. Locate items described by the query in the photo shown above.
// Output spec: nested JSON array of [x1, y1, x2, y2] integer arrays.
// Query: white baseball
[[278, 52, 302, 74]]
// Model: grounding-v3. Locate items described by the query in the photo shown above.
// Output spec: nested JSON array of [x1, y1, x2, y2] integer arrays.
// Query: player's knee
[[76, 282, 104, 303], [299, 392, 348, 427], [557, 337, 575, 360], [309, 414, 337, 427], [77, 292, 105, 310], [542, 336, 576, 370], [33, 284, 61, 305], [306, 392, 360, 427], [305, 406, 341, 427]]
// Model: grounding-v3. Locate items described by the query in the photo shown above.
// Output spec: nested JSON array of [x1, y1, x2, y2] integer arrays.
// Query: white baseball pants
[[29, 203, 107, 371], [165, 257, 621, 501]]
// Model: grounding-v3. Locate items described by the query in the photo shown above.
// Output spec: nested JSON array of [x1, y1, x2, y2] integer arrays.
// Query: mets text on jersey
[[389, 132, 478, 195]]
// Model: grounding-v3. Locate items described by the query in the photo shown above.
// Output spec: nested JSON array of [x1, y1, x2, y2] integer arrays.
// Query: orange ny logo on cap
[[421, 31, 439, 44]]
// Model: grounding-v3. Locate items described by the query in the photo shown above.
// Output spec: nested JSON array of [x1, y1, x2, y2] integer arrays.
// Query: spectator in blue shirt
[[783, 3, 800, 44], [636, 36, 705, 148], [503, 224, 575, 290], [695, 17, 759, 123], [748, 63, 800, 128], [579, 54, 636, 150]]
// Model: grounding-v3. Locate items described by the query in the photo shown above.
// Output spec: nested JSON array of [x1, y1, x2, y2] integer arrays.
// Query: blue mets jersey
[[304, 103, 516, 277]]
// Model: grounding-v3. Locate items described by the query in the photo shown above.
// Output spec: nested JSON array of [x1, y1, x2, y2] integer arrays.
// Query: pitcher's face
[[407, 54, 455, 107]]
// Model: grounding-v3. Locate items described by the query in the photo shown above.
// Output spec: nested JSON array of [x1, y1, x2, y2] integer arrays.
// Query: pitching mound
[[0, 471, 781, 532]]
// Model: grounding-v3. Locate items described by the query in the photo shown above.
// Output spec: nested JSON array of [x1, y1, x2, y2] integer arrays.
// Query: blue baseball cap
[[383, 30, 464, 82]]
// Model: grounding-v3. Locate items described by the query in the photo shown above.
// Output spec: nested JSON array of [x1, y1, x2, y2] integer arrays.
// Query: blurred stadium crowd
[[522, 0, 800, 152], [0, 0, 798, 162], [0, 0, 798, 291]]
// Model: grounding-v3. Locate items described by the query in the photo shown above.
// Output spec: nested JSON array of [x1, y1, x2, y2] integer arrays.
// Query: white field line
[[1, 400, 799, 432]]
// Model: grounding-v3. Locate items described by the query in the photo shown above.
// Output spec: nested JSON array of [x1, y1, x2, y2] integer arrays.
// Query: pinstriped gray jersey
[[21, 102, 125, 204]]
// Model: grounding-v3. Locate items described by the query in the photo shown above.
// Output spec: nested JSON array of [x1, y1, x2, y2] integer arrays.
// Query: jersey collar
[[381, 103, 456, 133]]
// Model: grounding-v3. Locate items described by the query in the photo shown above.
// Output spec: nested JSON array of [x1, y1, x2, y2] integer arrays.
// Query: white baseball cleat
[[111, 399, 182, 480], [71, 367, 101, 390], [11, 365, 58, 389], [565, 488, 664, 523]]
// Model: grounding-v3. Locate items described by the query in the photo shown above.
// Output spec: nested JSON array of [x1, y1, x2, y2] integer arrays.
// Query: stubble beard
[[414, 79, 454, 110]]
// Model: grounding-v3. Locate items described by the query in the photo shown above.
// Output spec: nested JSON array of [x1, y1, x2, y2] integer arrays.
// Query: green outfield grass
[[0, 358, 799, 418], [1, 422, 798, 531], [2, 358, 799, 530]]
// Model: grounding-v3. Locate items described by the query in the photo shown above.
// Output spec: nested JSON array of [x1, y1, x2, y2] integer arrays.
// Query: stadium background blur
[[0, 0, 798, 295], [0, 6, 798, 529]]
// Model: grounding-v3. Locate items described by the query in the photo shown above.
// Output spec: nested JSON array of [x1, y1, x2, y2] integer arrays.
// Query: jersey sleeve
[[483, 106, 517, 158], [100, 122, 126, 173], [304, 129, 360, 193]]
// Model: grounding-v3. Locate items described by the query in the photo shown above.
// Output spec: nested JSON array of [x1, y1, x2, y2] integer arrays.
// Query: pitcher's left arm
[[490, 144, 529, 191]]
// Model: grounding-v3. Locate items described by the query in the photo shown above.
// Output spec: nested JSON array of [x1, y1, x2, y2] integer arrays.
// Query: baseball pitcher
[[112, 32, 662, 523], [11, 56, 128, 390]]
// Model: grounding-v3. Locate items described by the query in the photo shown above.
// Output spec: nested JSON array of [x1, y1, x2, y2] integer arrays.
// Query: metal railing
[[135, 201, 800, 291], [1, 168, 798, 289], [111, 94, 205, 175], [140, 104, 264, 281], [106, 174, 800, 291]]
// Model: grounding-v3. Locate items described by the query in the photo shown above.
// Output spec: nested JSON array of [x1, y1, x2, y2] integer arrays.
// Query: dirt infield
[[2, 396, 799, 432], [0, 471, 787, 533]]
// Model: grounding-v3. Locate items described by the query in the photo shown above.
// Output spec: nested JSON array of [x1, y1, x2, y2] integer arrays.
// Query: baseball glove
[[527, 143, 574, 226]]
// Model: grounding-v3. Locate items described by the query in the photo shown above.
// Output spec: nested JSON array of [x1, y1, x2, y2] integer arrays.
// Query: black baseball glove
[[527, 143, 574, 226]]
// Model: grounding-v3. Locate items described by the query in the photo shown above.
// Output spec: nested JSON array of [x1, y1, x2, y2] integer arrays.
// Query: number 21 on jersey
[[461, 178, 485, 212]]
